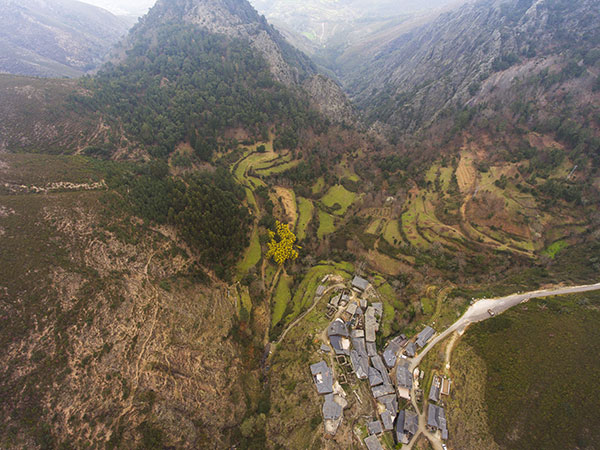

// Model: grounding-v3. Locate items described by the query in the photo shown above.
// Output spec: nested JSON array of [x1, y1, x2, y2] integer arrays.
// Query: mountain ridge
[[124, 0, 354, 123], [0, 0, 132, 77]]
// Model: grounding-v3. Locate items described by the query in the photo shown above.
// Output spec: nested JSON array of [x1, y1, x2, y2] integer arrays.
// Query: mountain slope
[[341, 0, 600, 135], [122, 0, 353, 122], [0, 0, 132, 77]]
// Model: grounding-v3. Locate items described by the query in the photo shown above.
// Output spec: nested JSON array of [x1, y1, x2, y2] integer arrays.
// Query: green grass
[[236, 225, 261, 277], [240, 286, 253, 314], [365, 218, 382, 234], [255, 160, 300, 176], [383, 220, 402, 246], [311, 177, 325, 195], [272, 274, 292, 327], [439, 167, 453, 191], [425, 164, 439, 184], [421, 297, 435, 315], [543, 240, 568, 258], [321, 185, 356, 215], [332, 261, 354, 274], [296, 197, 314, 241], [317, 210, 335, 239], [457, 292, 600, 450], [245, 188, 258, 213]]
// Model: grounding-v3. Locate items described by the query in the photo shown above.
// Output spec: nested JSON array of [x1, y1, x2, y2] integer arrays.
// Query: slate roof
[[427, 404, 448, 439], [396, 362, 412, 389], [316, 285, 326, 296], [383, 336, 407, 368], [395, 410, 406, 443], [368, 420, 383, 435], [365, 306, 378, 342], [323, 393, 342, 420], [405, 342, 416, 358], [368, 366, 383, 387], [372, 383, 395, 398], [381, 410, 394, 431], [330, 335, 350, 355], [328, 319, 349, 337], [351, 329, 365, 338], [416, 326, 435, 348], [395, 409, 419, 443], [364, 435, 384, 450], [372, 302, 383, 318], [320, 344, 331, 353], [405, 410, 419, 435], [346, 302, 358, 316], [352, 276, 370, 291], [352, 335, 367, 354], [429, 375, 441, 403], [350, 350, 369, 379], [310, 361, 333, 394], [366, 341, 378, 357], [378, 394, 398, 417], [371, 355, 391, 385]]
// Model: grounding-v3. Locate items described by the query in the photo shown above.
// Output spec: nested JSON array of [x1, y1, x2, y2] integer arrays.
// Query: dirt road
[[407, 281, 600, 449], [411, 281, 600, 370]]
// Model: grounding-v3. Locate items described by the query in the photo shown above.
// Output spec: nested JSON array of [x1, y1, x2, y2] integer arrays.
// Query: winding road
[[406, 281, 600, 449]]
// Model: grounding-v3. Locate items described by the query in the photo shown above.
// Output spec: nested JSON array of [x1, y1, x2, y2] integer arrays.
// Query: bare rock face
[[303, 74, 355, 124]]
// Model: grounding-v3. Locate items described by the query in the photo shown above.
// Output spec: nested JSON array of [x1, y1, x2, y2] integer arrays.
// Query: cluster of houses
[[310, 275, 451, 448]]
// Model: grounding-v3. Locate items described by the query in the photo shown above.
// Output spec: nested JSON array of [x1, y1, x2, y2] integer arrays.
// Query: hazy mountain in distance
[[248, 0, 469, 54], [0, 0, 133, 77], [78, 0, 154, 17]]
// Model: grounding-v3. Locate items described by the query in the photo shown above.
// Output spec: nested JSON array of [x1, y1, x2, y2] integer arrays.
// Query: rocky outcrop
[[303, 74, 355, 124]]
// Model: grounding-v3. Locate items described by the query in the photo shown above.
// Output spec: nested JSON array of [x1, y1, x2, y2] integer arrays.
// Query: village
[[309, 275, 451, 449]]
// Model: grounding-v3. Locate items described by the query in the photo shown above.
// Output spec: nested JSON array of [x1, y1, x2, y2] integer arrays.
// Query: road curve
[[411, 281, 600, 371], [405, 281, 600, 450]]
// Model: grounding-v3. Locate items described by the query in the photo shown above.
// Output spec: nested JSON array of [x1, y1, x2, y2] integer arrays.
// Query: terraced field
[[274, 186, 297, 225], [456, 151, 477, 193], [272, 274, 292, 327], [236, 224, 261, 277], [317, 209, 335, 238], [366, 218, 382, 235], [382, 220, 402, 246], [320, 184, 356, 215], [311, 177, 325, 195], [296, 197, 314, 241]]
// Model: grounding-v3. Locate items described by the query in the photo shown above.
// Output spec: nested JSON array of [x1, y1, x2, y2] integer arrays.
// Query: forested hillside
[[1, 0, 600, 448], [77, 23, 320, 160]]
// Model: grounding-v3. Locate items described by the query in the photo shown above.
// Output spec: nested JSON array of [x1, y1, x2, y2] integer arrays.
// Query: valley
[[0, 0, 599, 448]]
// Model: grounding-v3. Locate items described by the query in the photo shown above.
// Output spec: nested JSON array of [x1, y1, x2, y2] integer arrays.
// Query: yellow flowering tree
[[266, 221, 300, 265]]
